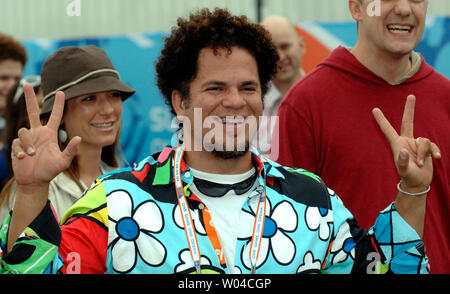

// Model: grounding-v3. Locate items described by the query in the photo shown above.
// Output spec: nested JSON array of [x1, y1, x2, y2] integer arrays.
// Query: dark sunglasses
[[13, 75, 41, 105], [193, 172, 258, 197]]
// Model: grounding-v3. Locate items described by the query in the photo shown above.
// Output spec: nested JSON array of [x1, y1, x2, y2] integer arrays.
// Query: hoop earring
[[58, 128, 68, 143]]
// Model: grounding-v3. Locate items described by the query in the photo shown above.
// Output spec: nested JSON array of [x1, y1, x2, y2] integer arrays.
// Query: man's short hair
[[0, 33, 27, 66], [155, 8, 279, 115]]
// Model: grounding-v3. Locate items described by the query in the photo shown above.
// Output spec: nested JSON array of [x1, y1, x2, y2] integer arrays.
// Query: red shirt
[[276, 46, 450, 274]]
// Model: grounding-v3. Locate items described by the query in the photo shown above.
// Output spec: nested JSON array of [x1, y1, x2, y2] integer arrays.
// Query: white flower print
[[239, 198, 298, 269], [305, 206, 333, 241], [174, 249, 218, 273], [297, 251, 322, 273], [330, 221, 356, 265], [108, 190, 166, 273], [230, 266, 242, 274], [173, 203, 207, 235]]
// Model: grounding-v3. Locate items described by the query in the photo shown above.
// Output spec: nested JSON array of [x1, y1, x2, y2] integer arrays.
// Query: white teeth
[[92, 122, 113, 128], [387, 25, 412, 33]]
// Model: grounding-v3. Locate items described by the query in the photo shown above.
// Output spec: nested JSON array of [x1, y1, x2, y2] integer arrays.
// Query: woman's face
[[63, 90, 123, 148]]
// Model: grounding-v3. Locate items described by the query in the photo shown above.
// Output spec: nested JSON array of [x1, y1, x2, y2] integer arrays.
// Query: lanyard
[[173, 146, 267, 274], [201, 206, 227, 266], [173, 146, 202, 274], [249, 188, 267, 274]]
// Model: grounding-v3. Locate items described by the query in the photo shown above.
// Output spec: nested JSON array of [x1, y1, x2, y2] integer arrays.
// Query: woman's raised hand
[[11, 84, 81, 187]]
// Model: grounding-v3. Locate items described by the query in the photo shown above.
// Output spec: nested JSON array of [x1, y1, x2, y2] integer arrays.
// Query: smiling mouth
[[207, 116, 250, 135], [278, 62, 291, 72], [91, 122, 114, 129], [220, 117, 246, 124], [208, 116, 247, 125], [387, 24, 413, 34]]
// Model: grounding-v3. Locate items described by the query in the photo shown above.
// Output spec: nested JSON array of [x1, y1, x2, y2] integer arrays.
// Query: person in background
[[253, 15, 305, 158], [0, 76, 42, 189], [0, 8, 440, 274], [0, 33, 27, 144], [0, 45, 135, 223], [276, 0, 450, 273]]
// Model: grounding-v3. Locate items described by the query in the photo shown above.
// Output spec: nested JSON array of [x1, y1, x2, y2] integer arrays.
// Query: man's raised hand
[[372, 95, 441, 194]]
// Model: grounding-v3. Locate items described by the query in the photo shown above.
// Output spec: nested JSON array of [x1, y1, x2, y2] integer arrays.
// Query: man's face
[[356, 0, 428, 56], [267, 24, 304, 85], [174, 46, 263, 158], [0, 59, 23, 114]]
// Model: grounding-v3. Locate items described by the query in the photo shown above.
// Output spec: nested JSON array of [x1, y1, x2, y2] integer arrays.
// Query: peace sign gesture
[[372, 95, 441, 194], [11, 84, 81, 187]]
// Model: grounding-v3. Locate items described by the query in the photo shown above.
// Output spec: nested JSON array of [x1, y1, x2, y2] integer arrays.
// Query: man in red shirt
[[276, 0, 450, 273]]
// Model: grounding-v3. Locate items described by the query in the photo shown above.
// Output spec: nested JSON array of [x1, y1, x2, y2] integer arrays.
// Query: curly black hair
[[155, 8, 279, 115]]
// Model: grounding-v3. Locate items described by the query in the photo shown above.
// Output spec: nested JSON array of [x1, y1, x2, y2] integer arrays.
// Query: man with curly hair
[[2, 8, 440, 275]]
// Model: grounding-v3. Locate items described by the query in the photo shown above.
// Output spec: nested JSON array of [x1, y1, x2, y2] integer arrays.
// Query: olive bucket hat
[[40, 45, 135, 115]]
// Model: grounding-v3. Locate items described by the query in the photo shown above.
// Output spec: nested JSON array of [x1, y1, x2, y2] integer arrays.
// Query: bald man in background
[[253, 15, 306, 159]]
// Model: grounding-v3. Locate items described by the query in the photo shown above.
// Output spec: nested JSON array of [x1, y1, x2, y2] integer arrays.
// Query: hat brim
[[40, 75, 135, 115]]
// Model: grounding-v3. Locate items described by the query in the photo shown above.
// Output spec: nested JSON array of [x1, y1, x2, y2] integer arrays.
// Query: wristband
[[397, 181, 430, 196]]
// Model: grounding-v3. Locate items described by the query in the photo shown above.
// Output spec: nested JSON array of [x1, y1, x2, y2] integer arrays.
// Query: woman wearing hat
[[0, 45, 135, 223]]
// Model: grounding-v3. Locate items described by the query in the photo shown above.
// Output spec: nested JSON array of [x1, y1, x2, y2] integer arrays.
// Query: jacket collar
[[151, 146, 285, 187]]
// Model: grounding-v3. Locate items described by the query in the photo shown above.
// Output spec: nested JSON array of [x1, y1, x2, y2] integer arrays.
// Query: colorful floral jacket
[[0, 147, 428, 274]]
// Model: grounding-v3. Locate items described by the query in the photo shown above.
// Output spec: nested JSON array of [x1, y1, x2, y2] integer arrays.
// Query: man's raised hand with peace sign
[[372, 94, 441, 237]]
